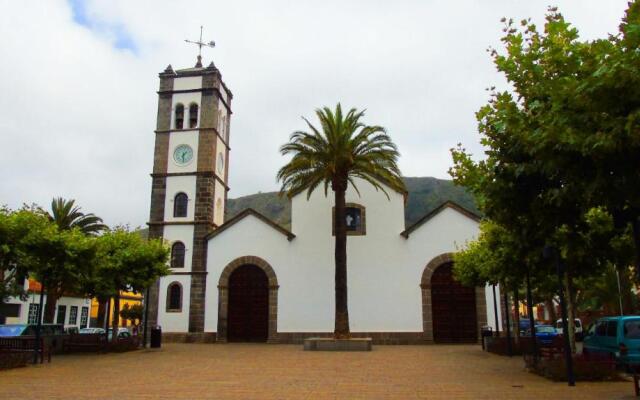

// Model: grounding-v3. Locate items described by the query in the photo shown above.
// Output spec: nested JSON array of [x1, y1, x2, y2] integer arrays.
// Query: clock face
[[173, 144, 193, 165]]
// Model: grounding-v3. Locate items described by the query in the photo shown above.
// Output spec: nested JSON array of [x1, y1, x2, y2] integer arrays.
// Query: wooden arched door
[[228, 264, 269, 342], [431, 262, 478, 343]]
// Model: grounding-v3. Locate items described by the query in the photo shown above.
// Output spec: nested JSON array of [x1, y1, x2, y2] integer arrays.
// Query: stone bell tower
[[146, 56, 232, 335]]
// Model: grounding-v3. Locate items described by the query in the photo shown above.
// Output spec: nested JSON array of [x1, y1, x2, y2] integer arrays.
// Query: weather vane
[[185, 26, 215, 67]]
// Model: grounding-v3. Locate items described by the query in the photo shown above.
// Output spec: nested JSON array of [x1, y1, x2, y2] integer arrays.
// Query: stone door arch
[[420, 253, 487, 342], [217, 256, 279, 343]]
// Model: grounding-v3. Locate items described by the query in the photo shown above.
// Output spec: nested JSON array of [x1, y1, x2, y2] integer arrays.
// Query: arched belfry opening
[[217, 256, 279, 343], [421, 253, 485, 343]]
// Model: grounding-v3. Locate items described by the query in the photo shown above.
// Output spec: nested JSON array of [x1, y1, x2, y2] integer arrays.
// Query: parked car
[[533, 325, 560, 346], [583, 316, 640, 368], [0, 324, 65, 337], [107, 327, 131, 340], [519, 319, 542, 336], [79, 327, 105, 335], [555, 318, 583, 341]]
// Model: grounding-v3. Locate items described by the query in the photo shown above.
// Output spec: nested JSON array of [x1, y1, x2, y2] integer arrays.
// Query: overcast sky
[[0, 0, 630, 228]]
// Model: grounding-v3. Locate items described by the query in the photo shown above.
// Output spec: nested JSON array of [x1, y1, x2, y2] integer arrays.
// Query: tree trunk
[[111, 294, 120, 343], [333, 179, 350, 338], [545, 299, 557, 323], [513, 289, 520, 345], [633, 216, 640, 281], [43, 286, 58, 323], [104, 297, 111, 344], [564, 269, 577, 354]]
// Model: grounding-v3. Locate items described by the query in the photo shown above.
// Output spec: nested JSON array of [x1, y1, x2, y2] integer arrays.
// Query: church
[[145, 56, 500, 344]]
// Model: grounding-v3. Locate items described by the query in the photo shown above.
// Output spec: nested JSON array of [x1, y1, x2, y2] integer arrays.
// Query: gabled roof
[[400, 201, 481, 238], [290, 177, 408, 202], [206, 208, 295, 241]]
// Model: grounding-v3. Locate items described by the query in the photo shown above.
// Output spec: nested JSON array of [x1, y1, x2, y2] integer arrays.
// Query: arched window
[[171, 242, 185, 268], [166, 282, 182, 312], [189, 103, 199, 128], [174, 104, 184, 129], [173, 192, 188, 217]]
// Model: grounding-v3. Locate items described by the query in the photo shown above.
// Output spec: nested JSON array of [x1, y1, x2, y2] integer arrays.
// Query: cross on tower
[[185, 26, 215, 68]]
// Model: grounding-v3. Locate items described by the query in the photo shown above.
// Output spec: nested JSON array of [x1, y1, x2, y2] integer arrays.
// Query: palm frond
[[277, 104, 406, 199]]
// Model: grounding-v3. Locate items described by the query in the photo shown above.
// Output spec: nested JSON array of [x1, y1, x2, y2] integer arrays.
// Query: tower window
[[175, 104, 184, 130], [189, 103, 199, 128], [166, 282, 182, 312], [171, 242, 185, 269], [173, 192, 188, 217]]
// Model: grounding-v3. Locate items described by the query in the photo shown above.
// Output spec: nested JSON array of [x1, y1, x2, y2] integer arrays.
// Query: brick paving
[[0, 343, 634, 399]]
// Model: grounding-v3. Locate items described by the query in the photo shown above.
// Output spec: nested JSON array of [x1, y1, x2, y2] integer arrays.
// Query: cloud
[[68, 0, 137, 52], [0, 0, 630, 228]]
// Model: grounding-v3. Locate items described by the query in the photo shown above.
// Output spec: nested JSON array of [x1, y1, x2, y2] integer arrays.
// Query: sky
[[0, 0, 631, 228]]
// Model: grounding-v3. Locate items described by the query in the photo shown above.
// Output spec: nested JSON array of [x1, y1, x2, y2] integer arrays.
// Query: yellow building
[[90, 291, 143, 328]]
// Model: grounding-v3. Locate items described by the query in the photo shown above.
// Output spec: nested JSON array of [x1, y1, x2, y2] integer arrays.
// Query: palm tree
[[49, 197, 107, 235], [277, 104, 405, 338], [42, 197, 107, 322]]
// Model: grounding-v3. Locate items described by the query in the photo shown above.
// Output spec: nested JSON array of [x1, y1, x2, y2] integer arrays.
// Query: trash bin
[[150, 326, 162, 348], [480, 326, 493, 350]]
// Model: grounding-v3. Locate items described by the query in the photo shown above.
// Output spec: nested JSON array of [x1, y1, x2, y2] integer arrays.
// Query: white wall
[[201, 178, 485, 335], [5, 293, 91, 327], [214, 180, 225, 226], [204, 214, 292, 332], [164, 175, 197, 222], [163, 225, 195, 272], [485, 283, 503, 332], [173, 76, 202, 91], [157, 275, 191, 332]]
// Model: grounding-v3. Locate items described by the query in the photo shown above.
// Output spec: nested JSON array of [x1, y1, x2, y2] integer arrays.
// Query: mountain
[[225, 177, 479, 230]]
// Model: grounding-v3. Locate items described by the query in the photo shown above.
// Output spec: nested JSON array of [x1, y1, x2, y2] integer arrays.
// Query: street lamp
[[543, 245, 575, 387]]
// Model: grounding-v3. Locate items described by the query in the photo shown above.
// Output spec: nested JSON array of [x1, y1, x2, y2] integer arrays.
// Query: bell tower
[[147, 57, 232, 335]]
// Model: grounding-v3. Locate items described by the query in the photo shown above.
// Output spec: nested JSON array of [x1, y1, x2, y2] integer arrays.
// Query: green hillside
[[225, 177, 479, 230]]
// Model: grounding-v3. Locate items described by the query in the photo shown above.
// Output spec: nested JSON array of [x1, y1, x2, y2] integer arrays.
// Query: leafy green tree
[[449, 5, 640, 350], [0, 207, 52, 304], [93, 228, 169, 341], [277, 103, 406, 338]]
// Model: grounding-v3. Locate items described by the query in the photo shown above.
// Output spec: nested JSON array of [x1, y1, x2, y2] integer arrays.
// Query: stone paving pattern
[[0, 344, 634, 399]]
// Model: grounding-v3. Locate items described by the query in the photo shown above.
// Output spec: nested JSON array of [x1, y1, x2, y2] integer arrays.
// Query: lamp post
[[33, 280, 45, 364], [543, 245, 575, 386]]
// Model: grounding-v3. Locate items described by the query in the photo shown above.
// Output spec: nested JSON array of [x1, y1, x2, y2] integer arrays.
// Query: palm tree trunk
[[334, 182, 350, 338]]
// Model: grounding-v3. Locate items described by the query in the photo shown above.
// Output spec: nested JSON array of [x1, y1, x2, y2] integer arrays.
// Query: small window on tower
[[166, 282, 182, 312], [173, 193, 188, 217], [189, 103, 199, 128], [175, 104, 184, 129], [171, 242, 185, 268]]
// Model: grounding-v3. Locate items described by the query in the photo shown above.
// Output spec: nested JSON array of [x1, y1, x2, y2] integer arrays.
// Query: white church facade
[[146, 58, 500, 344]]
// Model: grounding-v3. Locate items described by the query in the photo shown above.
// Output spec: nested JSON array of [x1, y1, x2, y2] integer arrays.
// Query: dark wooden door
[[431, 262, 478, 343], [228, 265, 269, 342]]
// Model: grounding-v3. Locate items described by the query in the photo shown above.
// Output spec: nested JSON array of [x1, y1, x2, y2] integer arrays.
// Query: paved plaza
[[0, 343, 634, 399]]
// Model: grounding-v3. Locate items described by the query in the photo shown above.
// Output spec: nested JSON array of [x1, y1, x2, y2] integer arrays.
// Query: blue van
[[583, 316, 640, 367]]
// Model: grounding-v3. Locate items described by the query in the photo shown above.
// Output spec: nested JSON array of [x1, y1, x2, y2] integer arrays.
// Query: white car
[[555, 318, 583, 340], [79, 327, 105, 334]]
